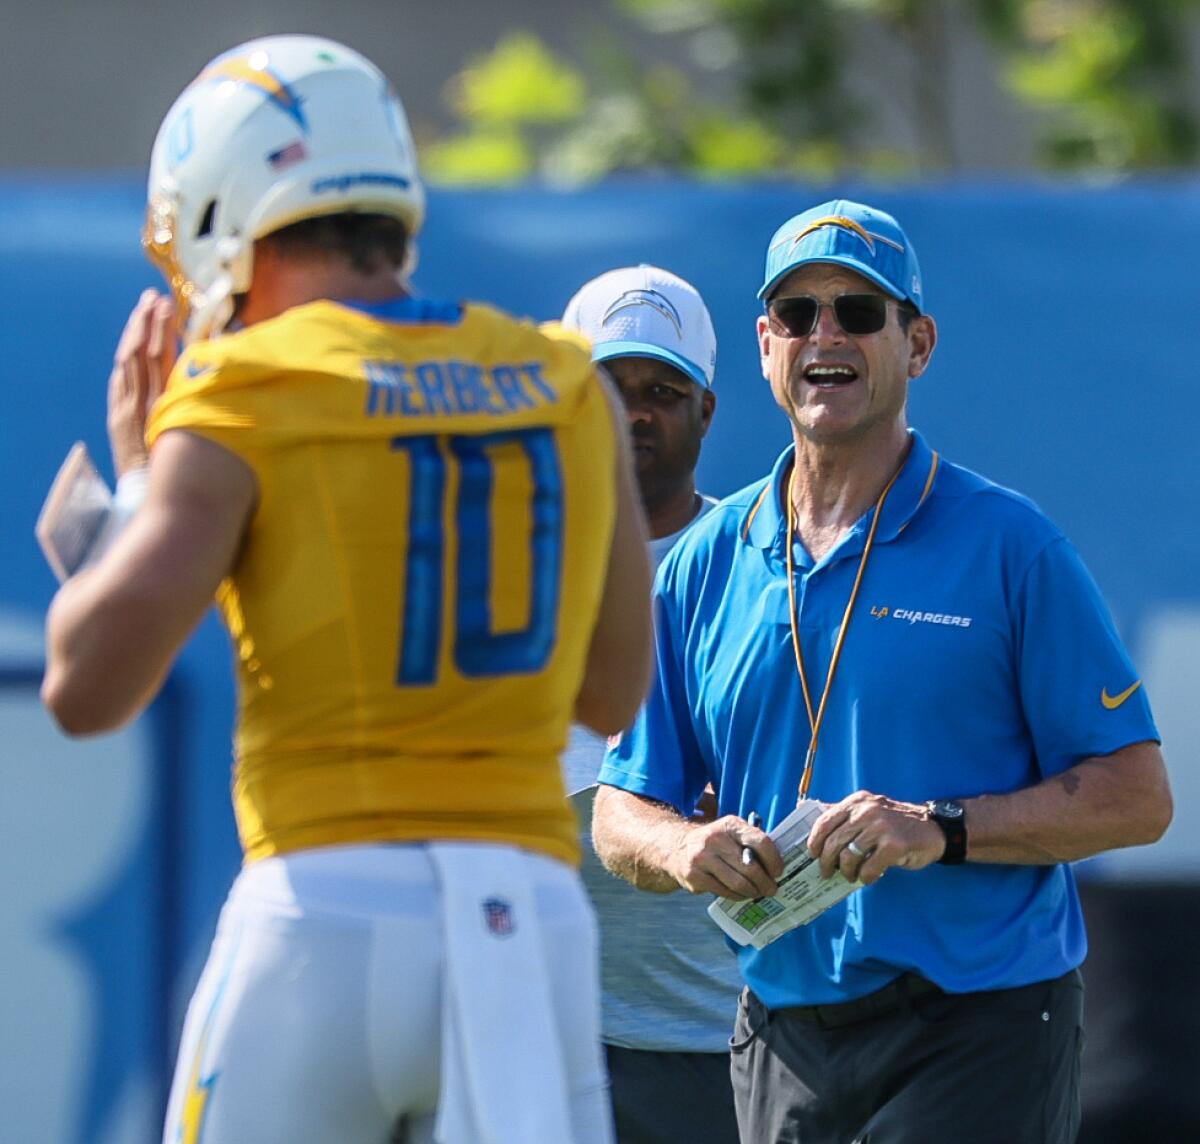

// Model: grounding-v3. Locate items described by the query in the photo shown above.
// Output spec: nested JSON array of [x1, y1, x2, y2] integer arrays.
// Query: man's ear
[[908, 314, 937, 379], [756, 314, 772, 380], [699, 388, 716, 436]]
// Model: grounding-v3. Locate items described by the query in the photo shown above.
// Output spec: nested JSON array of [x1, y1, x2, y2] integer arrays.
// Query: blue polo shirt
[[599, 431, 1158, 1008]]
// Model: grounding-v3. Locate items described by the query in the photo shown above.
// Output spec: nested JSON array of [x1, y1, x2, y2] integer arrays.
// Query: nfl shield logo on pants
[[482, 896, 516, 937]]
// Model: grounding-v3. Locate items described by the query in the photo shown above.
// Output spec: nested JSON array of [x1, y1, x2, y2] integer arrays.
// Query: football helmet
[[144, 35, 425, 341]]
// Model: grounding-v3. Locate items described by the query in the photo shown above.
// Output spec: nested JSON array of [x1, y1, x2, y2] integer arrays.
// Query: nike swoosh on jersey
[[1101, 680, 1142, 710], [185, 360, 213, 379]]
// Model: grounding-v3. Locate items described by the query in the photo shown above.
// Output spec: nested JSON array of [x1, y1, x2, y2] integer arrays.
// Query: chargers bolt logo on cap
[[760, 199, 924, 312]]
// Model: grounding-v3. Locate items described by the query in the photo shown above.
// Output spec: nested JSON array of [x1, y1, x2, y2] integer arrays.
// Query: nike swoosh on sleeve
[[1101, 680, 1142, 710]]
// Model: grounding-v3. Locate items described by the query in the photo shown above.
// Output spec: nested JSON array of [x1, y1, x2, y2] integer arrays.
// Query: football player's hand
[[667, 815, 783, 900], [108, 290, 177, 476]]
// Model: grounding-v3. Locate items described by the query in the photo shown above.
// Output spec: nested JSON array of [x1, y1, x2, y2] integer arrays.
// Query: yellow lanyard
[[786, 449, 938, 798]]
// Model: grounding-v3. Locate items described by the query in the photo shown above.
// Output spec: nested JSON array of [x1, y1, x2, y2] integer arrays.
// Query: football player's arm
[[42, 431, 256, 735], [574, 373, 654, 736]]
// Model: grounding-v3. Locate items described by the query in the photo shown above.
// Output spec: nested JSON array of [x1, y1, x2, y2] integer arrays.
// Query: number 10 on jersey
[[391, 429, 563, 684]]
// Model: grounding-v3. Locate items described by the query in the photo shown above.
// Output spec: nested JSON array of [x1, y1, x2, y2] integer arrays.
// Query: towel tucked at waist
[[430, 842, 575, 1144]]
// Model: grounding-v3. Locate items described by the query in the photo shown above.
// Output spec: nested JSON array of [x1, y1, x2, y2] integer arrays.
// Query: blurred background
[[2, 1, 1198, 1141]]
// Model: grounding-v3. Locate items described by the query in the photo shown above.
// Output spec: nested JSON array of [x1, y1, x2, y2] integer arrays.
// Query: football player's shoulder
[[537, 323, 595, 388], [536, 318, 593, 362], [151, 321, 291, 441], [460, 303, 600, 427], [162, 337, 243, 405], [461, 302, 592, 375], [172, 312, 305, 392]]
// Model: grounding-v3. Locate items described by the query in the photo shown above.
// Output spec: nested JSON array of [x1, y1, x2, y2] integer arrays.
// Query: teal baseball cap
[[759, 199, 924, 312]]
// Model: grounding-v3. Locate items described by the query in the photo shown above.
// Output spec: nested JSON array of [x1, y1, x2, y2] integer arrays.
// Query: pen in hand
[[742, 811, 763, 867]]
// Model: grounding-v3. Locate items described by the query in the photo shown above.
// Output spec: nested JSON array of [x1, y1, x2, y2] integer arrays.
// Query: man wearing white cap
[[560, 266, 740, 1144]]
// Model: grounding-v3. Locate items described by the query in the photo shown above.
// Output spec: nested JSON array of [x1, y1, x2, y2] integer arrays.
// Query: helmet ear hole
[[195, 199, 218, 239]]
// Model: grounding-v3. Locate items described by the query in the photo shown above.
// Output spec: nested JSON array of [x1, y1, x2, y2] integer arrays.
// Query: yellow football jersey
[[146, 297, 617, 866]]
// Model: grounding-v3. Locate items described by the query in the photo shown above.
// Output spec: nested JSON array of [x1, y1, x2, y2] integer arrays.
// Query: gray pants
[[605, 1044, 739, 1144], [730, 970, 1083, 1144]]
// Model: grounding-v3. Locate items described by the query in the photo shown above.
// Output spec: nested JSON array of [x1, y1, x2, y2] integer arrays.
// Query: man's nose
[[810, 302, 847, 344], [623, 397, 653, 425]]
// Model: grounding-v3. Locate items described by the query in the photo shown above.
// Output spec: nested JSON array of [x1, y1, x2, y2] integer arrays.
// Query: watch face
[[931, 800, 964, 820]]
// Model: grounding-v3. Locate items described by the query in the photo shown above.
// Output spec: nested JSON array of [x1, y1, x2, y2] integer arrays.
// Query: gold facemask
[[142, 192, 198, 329]]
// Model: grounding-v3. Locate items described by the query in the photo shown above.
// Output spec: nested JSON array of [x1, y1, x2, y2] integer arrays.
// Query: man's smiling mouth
[[803, 363, 859, 389]]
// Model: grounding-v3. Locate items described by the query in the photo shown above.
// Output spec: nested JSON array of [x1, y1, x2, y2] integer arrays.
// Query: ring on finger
[[846, 839, 867, 858]]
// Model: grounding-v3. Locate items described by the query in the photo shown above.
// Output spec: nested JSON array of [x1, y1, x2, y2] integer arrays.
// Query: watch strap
[[926, 800, 967, 865]]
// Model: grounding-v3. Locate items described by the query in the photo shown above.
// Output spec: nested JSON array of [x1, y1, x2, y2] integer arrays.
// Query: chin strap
[[185, 271, 236, 342]]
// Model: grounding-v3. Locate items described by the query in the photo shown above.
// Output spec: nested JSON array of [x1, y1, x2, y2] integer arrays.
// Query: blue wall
[[2, 177, 1198, 1143]]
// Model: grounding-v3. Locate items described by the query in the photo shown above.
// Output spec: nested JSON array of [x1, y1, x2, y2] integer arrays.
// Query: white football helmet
[[144, 34, 426, 341]]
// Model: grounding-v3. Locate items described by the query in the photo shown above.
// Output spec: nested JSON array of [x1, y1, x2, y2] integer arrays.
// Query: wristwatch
[[925, 799, 967, 865]]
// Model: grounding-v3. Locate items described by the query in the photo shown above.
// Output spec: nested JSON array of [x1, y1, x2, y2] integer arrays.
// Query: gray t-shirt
[[562, 496, 742, 1052]]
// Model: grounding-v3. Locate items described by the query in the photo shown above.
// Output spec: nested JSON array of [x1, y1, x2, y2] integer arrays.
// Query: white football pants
[[161, 842, 614, 1144]]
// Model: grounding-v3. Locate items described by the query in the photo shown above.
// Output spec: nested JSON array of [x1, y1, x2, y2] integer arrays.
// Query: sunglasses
[[767, 293, 894, 338]]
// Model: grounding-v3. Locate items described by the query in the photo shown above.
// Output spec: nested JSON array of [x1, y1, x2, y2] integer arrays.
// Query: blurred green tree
[[984, 0, 1199, 169], [423, 0, 1200, 183]]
